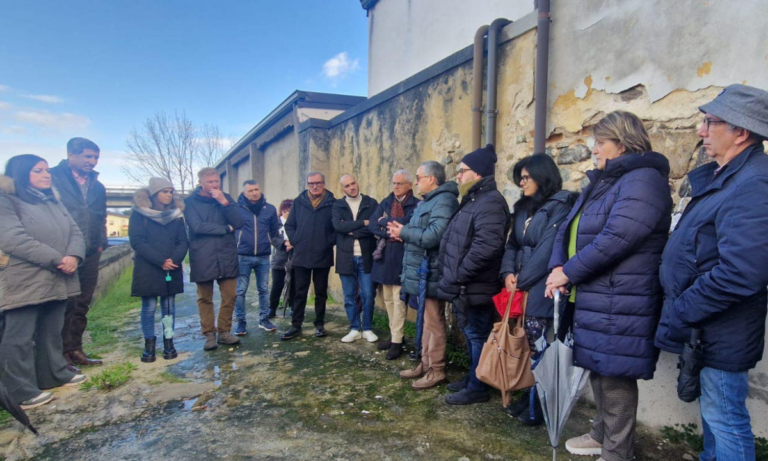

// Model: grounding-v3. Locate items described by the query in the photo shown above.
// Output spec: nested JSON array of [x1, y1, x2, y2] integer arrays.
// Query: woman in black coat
[[268, 199, 295, 317], [500, 153, 576, 425], [129, 178, 188, 363]]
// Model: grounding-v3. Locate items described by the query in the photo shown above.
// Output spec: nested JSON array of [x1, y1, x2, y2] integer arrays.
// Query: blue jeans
[[339, 256, 374, 331], [462, 302, 494, 392], [235, 255, 271, 324], [141, 296, 175, 339], [699, 367, 754, 461]]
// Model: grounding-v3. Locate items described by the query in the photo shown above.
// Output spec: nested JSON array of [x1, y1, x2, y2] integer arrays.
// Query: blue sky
[[0, 1, 369, 184]]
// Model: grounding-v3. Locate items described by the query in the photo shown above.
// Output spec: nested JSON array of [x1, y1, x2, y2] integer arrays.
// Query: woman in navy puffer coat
[[546, 111, 672, 461]]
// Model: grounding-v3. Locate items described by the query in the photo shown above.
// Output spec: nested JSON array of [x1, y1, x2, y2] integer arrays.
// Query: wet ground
[[0, 272, 693, 460]]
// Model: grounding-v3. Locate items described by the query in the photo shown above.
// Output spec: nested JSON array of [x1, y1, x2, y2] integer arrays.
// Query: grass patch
[[0, 409, 11, 426], [446, 341, 470, 369], [758, 436, 768, 461], [80, 361, 137, 391], [148, 371, 188, 385], [661, 423, 768, 460], [86, 265, 136, 354]]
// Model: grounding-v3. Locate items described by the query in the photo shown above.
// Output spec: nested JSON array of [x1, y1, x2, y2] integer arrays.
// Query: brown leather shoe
[[399, 362, 426, 380], [412, 367, 446, 390], [69, 349, 103, 366], [63, 352, 82, 374]]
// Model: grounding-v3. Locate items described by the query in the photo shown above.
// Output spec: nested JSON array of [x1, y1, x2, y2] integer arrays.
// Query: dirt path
[[0, 272, 692, 460]]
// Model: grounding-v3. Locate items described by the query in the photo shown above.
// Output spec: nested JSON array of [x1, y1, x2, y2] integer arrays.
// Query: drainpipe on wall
[[472, 25, 490, 151], [486, 18, 512, 147], [533, 0, 552, 155]]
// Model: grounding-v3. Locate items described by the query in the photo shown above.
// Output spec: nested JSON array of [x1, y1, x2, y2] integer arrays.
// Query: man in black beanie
[[437, 144, 510, 405]]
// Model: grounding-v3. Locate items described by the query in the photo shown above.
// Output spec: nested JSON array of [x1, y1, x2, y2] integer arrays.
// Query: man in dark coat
[[234, 180, 279, 336], [437, 144, 510, 405], [388, 161, 459, 390], [50, 137, 107, 368], [656, 85, 768, 461], [280, 171, 336, 340], [369, 170, 419, 359], [184, 168, 243, 351], [332, 174, 379, 344]]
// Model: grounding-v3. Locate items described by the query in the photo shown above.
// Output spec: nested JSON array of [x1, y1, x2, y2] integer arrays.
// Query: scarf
[[458, 178, 481, 198], [308, 189, 327, 209], [132, 205, 184, 225], [246, 195, 266, 216], [390, 190, 412, 219]]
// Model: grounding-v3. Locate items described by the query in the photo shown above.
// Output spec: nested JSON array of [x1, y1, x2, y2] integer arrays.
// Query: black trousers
[[269, 268, 295, 313], [291, 266, 329, 329], [62, 251, 101, 353]]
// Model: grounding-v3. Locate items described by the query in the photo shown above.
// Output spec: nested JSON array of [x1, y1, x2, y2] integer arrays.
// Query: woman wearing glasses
[[500, 153, 577, 425], [545, 111, 672, 461]]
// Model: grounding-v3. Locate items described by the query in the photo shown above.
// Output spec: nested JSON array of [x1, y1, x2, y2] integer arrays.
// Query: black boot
[[506, 388, 530, 418], [141, 337, 156, 363], [386, 342, 403, 360], [163, 338, 178, 360], [517, 388, 544, 426]]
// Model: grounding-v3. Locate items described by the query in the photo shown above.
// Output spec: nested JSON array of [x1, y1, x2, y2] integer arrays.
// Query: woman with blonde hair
[[546, 111, 673, 461]]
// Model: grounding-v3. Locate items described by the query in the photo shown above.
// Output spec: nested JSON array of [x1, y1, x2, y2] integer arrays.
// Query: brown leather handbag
[[476, 291, 535, 407]]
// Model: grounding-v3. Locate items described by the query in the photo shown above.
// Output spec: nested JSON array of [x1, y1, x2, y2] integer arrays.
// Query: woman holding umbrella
[[499, 153, 577, 425], [0, 154, 86, 410], [268, 199, 294, 318], [129, 177, 188, 363], [545, 111, 672, 461]]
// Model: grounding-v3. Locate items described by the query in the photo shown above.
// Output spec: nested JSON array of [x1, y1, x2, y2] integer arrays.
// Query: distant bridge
[[105, 186, 141, 208]]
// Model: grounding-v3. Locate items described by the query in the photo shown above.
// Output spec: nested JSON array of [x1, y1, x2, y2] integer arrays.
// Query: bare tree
[[123, 111, 227, 195]]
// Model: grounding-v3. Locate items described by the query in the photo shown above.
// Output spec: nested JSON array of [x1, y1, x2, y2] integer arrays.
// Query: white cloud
[[2, 125, 28, 135], [322, 52, 360, 80], [22, 94, 64, 104], [13, 109, 91, 132], [0, 84, 10, 92], [0, 101, 12, 111]]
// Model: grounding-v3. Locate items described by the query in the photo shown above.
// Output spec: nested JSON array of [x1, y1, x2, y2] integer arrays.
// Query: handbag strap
[[501, 290, 529, 325]]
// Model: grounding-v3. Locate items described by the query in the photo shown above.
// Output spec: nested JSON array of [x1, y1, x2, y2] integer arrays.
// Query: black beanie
[[461, 144, 497, 177]]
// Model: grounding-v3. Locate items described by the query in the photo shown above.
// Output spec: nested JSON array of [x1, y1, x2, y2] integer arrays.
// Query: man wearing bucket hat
[[656, 84, 768, 461]]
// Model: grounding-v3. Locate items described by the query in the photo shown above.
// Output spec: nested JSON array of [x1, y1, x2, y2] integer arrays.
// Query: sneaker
[[362, 330, 378, 343], [259, 321, 277, 332], [444, 388, 490, 405], [412, 368, 446, 390], [565, 433, 602, 456], [203, 332, 218, 351], [62, 374, 87, 388], [20, 392, 53, 410], [341, 330, 362, 343], [280, 326, 302, 341], [217, 332, 241, 345], [315, 327, 328, 338], [234, 320, 247, 336], [446, 374, 470, 392]]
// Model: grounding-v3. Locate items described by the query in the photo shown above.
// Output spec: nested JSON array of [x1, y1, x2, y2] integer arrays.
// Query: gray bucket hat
[[699, 84, 768, 139]]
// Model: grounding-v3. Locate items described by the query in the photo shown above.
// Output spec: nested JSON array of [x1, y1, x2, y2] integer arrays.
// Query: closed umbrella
[[533, 291, 590, 460], [281, 253, 293, 318], [0, 381, 38, 436], [677, 328, 704, 402], [414, 256, 429, 359]]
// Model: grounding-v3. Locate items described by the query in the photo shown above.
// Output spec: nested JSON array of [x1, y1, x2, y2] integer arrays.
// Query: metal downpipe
[[533, 0, 552, 154], [472, 25, 490, 151], [486, 18, 511, 147]]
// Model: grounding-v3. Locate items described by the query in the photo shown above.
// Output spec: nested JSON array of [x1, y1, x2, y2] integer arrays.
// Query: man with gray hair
[[369, 169, 419, 359], [388, 161, 459, 389], [656, 84, 768, 461], [280, 171, 336, 340], [234, 180, 279, 335], [184, 167, 243, 351]]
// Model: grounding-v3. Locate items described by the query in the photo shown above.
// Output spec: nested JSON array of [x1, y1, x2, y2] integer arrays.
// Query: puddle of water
[[181, 398, 198, 411], [232, 363, 238, 371], [214, 380, 222, 387]]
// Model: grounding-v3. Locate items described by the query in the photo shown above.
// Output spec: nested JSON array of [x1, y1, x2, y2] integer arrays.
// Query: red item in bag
[[492, 290, 525, 318]]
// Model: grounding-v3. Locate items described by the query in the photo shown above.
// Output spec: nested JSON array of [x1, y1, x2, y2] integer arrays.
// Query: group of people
[[0, 84, 766, 461]]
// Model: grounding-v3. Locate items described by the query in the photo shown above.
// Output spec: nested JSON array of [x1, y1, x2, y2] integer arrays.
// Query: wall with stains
[[263, 133, 301, 203], [302, 5, 768, 435]]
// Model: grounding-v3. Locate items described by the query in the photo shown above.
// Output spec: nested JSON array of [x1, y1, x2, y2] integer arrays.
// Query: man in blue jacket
[[656, 84, 768, 461], [234, 180, 279, 335]]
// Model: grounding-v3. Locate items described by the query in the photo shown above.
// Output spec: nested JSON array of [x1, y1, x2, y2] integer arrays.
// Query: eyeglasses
[[702, 117, 727, 131], [307, 181, 324, 186], [519, 174, 532, 185], [456, 168, 473, 176], [415, 174, 433, 182]]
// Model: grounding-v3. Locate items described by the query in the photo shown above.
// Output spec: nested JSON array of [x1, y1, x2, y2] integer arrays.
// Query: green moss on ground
[[86, 266, 136, 355]]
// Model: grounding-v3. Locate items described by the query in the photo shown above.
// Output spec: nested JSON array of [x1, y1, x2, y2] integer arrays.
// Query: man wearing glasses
[[656, 84, 768, 461], [280, 171, 337, 340]]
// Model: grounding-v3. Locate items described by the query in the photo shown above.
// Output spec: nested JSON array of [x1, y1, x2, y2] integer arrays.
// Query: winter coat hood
[[131, 188, 185, 225]]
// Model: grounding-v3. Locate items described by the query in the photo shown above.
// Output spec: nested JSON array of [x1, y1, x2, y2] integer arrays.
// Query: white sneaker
[[20, 392, 54, 410], [362, 330, 379, 343], [565, 433, 602, 456], [341, 330, 362, 343], [62, 374, 87, 387]]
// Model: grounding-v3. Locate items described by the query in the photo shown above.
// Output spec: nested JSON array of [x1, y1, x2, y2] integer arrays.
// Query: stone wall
[[93, 243, 133, 300]]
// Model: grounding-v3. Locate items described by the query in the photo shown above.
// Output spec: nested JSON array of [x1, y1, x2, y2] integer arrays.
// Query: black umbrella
[[0, 381, 39, 435], [451, 286, 469, 330], [677, 328, 704, 403]]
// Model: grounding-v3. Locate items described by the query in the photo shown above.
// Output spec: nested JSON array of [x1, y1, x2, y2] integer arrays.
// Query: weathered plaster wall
[[263, 132, 300, 203], [234, 158, 251, 191]]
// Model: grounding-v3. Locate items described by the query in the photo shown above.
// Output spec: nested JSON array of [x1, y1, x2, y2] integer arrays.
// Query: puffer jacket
[[400, 181, 459, 298], [500, 190, 577, 318], [50, 160, 107, 256], [183, 187, 243, 283], [284, 190, 336, 269], [549, 152, 672, 380], [656, 143, 768, 372], [0, 175, 85, 311], [129, 189, 188, 298], [437, 177, 510, 305], [235, 194, 279, 257], [369, 192, 420, 285]]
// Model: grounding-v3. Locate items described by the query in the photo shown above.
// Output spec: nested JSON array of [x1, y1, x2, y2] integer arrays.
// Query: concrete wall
[[94, 243, 133, 300], [367, 0, 533, 97], [297, 2, 768, 435], [263, 131, 301, 203]]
